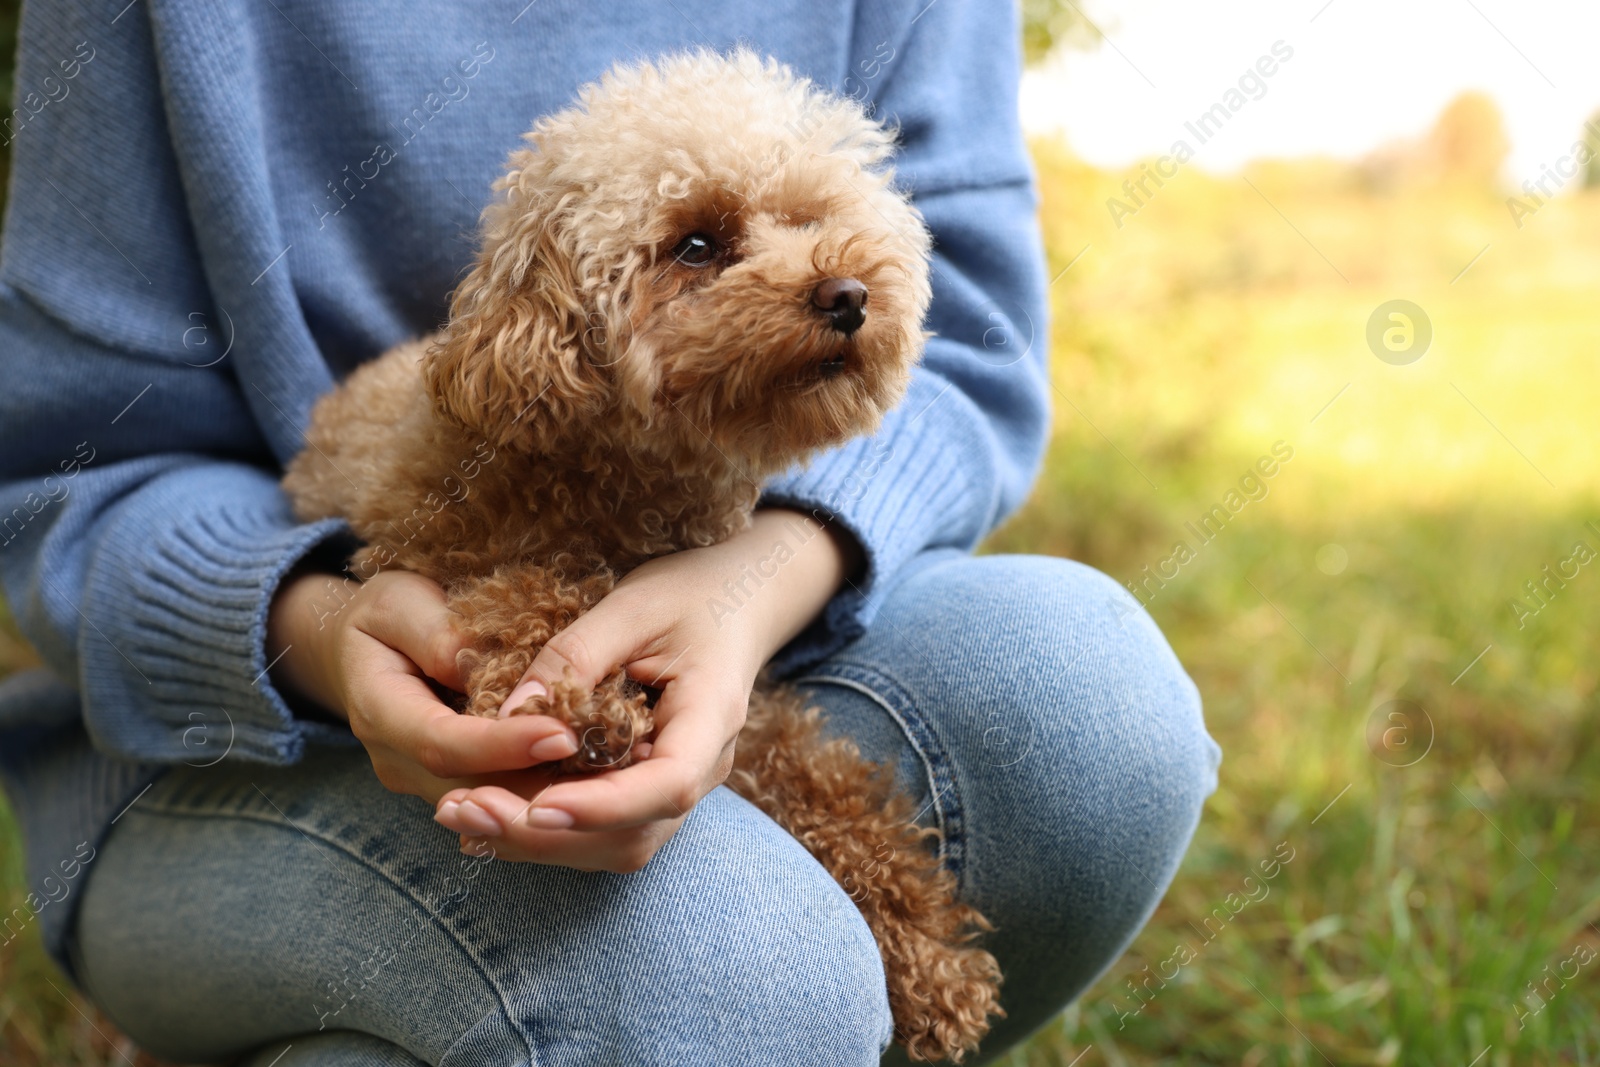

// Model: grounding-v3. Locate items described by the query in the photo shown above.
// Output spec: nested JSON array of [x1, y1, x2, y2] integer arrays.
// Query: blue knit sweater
[[0, 0, 1048, 970]]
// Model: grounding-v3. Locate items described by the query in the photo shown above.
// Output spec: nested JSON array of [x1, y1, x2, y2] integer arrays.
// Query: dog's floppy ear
[[423, 152, 603, 451]]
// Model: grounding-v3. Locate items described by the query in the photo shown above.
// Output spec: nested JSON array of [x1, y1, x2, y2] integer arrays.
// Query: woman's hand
[[432, 508, 858, 872], [265, 568, 582, 812]]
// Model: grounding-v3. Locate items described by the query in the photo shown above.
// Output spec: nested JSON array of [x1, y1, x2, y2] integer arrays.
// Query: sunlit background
[[2, 0, 1597, 1063], [1022, 0, 1600, 179], [996, 1, 1600, 1062]]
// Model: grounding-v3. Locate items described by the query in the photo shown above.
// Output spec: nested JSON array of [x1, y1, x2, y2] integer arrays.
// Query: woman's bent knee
[[872, 553, 1220, 844], [838, 553, 1221, 1048]]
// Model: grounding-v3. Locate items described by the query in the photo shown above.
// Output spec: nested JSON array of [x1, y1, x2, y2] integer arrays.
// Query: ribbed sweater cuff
[[762, 371, 996, 674], [78, 462, 350, 764]]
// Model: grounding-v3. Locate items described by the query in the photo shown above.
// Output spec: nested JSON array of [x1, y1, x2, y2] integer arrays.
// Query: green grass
[[982, 143, 1600, 1065], [990, 474, 1600, 1066]]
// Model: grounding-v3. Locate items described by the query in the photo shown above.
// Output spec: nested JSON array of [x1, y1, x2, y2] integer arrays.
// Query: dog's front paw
[[512, 672, 652, 775], [460, 647, 533, 719]]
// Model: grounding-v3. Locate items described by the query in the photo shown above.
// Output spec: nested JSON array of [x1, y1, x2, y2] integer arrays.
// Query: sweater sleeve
[[0, 3, 349, 766], [0, 288, 354, 766], [763, 0, 1051, 673]]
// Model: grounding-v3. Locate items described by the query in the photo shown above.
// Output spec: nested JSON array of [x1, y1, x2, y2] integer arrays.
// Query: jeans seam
[[117, 804, 539, 1067], [795, 662, 969, 880]]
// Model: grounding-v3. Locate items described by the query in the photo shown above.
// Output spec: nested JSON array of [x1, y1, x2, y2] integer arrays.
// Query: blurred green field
[[2, 20, 1598, 1066], [987, 123, 1600, 1065]]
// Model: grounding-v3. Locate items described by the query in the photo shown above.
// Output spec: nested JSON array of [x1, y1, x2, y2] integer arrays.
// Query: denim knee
[[848, 552, 1220, 1048], [986, 555, 1215, 820], [884, 553, 1219, 896]]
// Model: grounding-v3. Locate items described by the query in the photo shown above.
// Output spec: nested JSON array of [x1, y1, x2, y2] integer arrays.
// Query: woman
[[0, 0, 1219, 1062]]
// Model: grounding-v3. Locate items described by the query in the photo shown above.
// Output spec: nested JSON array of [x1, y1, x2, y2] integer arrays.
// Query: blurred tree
[[1425, 90, 1509, 186], [1021, 0, 1101, 65], [1361, 91, 1510, 193]]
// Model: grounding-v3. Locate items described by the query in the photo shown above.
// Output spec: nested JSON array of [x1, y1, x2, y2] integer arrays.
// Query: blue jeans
[[71, 553, 1220, 1066]]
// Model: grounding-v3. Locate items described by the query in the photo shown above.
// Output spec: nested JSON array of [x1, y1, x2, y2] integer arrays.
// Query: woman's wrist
[[266, 569, 350, 720], [734, 508, 860, 658]]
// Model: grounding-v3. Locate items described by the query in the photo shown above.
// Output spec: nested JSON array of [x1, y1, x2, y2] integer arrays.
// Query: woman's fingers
[[436, 783, 684, 873], [497, 591, 650, 716], [339, 572, 582, 794], [358, 660, 578, 781], [436, 759, 689, 839], [458, 667, 743, 834], [352, 571, 471, 692]]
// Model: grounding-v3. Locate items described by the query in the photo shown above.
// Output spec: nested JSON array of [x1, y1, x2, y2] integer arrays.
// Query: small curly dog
[[284, 50, 1001, 1060]]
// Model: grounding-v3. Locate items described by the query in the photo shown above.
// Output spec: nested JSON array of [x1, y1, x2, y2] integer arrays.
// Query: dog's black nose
[[813, 277, 868, 336]]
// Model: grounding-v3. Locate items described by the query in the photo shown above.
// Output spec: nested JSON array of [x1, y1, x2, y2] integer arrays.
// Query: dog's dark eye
[[671, 233, 719, 266]]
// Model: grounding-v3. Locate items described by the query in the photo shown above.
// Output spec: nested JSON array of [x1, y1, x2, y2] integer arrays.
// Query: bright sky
[[1020, 0, 1600, 190]]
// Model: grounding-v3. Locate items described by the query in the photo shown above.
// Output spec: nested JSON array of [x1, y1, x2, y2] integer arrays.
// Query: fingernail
[[435, 800, 461, 827], [452, 800, 502, 837], [528, 729, 579, 764], [499, 678, 548, 719], [530, 732, 579, 761], [525, 807, 575, 830]]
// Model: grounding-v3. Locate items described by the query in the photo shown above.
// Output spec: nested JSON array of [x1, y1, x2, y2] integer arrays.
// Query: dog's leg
[[730, 685, 1004, 1063], [446, 562, 652, 774]]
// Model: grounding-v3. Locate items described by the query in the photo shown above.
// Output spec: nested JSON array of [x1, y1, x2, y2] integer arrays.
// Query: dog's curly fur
[[283, 50, 1001, 1060]]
